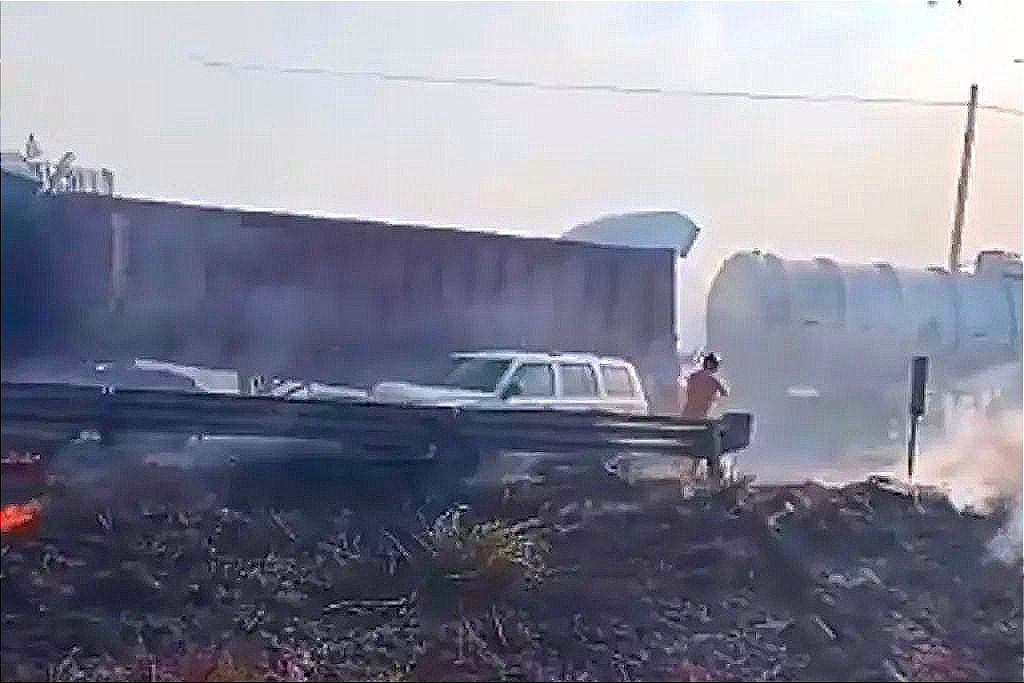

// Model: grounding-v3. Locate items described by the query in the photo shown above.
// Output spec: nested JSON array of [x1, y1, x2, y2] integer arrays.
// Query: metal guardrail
[[1, 382, 752, 467]]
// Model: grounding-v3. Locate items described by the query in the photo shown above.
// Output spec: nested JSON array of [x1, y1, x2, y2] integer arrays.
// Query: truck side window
[[561, 364, 598, 397], [601, 365, 635, 397], [509, 363, 555, 397]]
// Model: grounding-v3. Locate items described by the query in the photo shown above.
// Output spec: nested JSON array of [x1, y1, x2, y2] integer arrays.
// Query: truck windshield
[[440, 358, 511, 392]]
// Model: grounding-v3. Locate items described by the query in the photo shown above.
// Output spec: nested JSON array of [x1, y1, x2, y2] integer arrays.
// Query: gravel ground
[[1, 453, 1021, 681]]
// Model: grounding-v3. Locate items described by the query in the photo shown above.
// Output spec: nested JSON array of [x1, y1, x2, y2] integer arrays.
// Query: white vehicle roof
[[133, 358, 240, 394], [450, 350, 635, 367]]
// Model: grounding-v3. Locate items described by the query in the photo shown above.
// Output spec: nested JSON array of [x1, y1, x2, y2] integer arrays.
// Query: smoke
[[914, 410, 1021, 511], [912, 410, 1022, 564]]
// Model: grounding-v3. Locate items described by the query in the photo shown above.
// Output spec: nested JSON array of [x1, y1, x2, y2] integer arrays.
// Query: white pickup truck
[[371, 351, 649, 414]]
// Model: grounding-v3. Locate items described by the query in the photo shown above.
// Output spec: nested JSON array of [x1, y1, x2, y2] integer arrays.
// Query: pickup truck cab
[[371, 351, 648, 414]]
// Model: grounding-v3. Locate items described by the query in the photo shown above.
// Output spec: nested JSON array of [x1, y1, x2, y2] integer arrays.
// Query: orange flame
[[0, 500, 42, 534]]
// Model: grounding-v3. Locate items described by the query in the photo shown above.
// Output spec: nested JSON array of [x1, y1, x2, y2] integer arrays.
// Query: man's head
[[703, 352, 721, 372]]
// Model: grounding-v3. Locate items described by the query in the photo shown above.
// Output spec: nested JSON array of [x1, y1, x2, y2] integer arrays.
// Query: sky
[[2, 1, 1021, 345]]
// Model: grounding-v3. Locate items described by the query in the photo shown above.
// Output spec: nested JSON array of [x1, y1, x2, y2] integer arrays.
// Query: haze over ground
[[2, 1, 1021, 346]]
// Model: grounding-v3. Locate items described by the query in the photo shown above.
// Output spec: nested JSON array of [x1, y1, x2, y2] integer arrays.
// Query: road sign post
[[908, 356, 929, 480]]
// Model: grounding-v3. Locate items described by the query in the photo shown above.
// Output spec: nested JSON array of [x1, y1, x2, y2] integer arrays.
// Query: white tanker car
[[707, 249, 1022, 453]]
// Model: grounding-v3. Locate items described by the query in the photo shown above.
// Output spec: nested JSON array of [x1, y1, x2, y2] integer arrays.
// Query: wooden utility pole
[[948, 83, 978, 273]]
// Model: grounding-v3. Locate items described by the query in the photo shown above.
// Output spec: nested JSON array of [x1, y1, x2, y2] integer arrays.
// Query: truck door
[[505, 362, 557, 409]]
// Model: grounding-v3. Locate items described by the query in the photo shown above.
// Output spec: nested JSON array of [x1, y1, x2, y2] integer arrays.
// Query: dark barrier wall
[[2, 177, 677, 395]]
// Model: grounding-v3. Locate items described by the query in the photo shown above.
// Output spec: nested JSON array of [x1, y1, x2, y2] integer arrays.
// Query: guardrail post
[[95, 386, 114, 445], [706, 422, 724, 482]]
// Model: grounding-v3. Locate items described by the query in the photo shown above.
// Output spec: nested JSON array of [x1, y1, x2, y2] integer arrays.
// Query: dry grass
[[419, 506, 548, 585]]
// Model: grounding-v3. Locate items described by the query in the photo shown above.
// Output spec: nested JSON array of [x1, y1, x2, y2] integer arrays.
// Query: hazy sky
[[2, 1, 1021, 343]]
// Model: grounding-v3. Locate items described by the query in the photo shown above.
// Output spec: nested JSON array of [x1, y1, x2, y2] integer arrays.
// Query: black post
[[908, 356, 929, 480]]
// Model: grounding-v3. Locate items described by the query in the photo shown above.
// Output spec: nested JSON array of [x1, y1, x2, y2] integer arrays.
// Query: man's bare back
[[681, 367, 728, 418]]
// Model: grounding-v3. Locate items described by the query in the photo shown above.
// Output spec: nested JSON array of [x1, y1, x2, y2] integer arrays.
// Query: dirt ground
[[1, 453, 1021, 682]]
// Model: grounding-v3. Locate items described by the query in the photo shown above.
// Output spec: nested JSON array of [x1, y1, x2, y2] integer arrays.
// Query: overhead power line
[[192, 55, 1023, 117]]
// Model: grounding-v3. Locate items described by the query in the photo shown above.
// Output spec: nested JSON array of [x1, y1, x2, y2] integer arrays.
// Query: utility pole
[[948, 83, 978, 273]]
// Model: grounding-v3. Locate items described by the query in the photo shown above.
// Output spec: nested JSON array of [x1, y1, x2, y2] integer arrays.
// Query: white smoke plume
[[913, 410, 1022, 565]]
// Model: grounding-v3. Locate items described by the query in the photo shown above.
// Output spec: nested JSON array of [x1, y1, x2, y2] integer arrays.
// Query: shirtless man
[[681, 352, 729, 418]]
